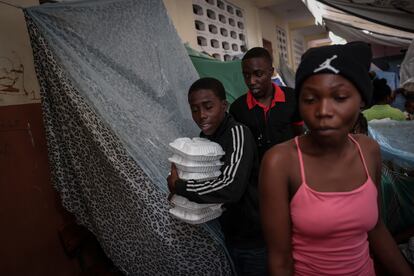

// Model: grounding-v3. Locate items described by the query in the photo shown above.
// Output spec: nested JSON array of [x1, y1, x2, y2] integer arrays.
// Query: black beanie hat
[[295, 41, 373, 105]]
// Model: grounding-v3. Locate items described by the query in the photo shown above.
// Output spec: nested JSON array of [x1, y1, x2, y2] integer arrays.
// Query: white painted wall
[[258, 8, 287, 68], [163, 0, 263, 52], [230, 0, 262, 49]]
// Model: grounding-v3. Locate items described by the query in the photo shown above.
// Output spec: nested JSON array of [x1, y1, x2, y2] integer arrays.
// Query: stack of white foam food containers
[[168, 137, 225, 224]]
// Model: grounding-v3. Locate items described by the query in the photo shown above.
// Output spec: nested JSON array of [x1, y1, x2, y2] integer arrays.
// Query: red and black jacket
[[230, 84, 302, 161]]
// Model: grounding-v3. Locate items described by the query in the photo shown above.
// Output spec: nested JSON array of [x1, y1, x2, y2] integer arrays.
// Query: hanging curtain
[[24, 0, 232, 274], [400, 39, 414, 86]]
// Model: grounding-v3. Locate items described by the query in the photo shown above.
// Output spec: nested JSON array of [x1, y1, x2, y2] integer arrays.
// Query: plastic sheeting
[[400, 39, 414, 88], [26, 0, 199, 188], [24, 0, 232, 274], [381, 164, 414, 235], [324, 18, 413, 48], [316, 0, 414, 33], [369, 121, 414, 169], [187, 46, 248, 104], [368, 121, 414, 235], [303, 0, 414, 48]]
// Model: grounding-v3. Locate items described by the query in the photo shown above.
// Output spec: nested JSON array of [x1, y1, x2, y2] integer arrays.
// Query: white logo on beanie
[[313, 55, 339, 74]]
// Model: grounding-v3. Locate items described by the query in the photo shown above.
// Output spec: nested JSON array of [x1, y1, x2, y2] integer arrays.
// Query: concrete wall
[[163, 0, 307, 70], [258, 8, 285, 68], [163, 0, 198, 48], [163, 0, 263, 52], [162, 0, 329, 70], [0, 0, 41, 106], [231, 0, 262, 49]]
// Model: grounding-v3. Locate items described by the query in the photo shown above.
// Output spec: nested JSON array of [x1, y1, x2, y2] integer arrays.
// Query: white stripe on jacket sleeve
[[186, 125, 245, 195]]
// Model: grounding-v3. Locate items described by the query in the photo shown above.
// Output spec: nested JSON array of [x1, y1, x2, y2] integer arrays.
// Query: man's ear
[[222, 100, 228, 111], [270, 67, 275, 75]]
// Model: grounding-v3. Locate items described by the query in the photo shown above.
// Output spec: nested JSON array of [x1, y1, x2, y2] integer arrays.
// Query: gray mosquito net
[[24, 0, 232, 274]]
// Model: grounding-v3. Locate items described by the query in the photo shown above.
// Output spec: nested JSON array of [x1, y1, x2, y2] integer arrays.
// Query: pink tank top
[[291, 135, 378, 276]]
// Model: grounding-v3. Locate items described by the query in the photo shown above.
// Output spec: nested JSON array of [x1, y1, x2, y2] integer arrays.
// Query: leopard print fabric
[[24, 12, 232, 276]]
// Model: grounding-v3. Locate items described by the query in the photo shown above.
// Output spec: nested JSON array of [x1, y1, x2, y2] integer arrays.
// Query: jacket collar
[[200, 112, 232, 141], [246, 83, 286, 110]]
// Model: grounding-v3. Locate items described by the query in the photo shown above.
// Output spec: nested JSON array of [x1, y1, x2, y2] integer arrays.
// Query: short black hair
[[352, 112, 368, 135], [242, 47, 272, 65], [188, 77, 226, 100], [372, 78, 391, 103]]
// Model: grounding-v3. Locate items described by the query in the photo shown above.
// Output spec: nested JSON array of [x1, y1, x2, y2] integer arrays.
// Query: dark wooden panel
[[0, 103, 80, 276]]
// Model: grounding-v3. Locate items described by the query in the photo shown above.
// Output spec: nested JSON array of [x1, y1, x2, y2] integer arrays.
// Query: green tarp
[[381, 164, 414, 235], [186, 45, 248, 104]]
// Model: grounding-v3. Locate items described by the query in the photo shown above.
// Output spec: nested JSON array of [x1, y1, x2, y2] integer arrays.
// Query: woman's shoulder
[[351, 134, 379, 151], [351, 134, 381, 164]]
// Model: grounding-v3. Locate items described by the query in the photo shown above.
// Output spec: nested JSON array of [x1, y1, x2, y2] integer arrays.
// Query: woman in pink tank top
[[259, 42, 413, 275]]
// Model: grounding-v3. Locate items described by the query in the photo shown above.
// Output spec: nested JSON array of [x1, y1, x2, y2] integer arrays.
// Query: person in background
[[167, 77, 267, 276], [259, 42, 413, 275], [391, 87, 407, 111], [363, 78, 406, 121], [404, 93, 414, 120], [230, 47, 303, 161]]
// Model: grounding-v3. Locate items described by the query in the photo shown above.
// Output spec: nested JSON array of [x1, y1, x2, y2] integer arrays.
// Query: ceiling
[[251, 0, 327, 39], [251, 0, 313, 20]]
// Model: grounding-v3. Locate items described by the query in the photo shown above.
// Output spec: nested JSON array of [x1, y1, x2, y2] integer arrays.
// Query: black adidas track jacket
[[175, 113, 264, 248]]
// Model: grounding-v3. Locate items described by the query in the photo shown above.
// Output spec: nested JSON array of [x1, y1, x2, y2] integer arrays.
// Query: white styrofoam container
[[169, 207, 223, 224], [178, 170, 221, 181], [169, 137, 225, 161], [168, 155, 223, 173], [170, 195, 222, 211]]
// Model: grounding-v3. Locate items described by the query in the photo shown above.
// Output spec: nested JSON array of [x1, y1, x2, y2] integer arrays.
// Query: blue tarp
[[369, 121, 414, 235]]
